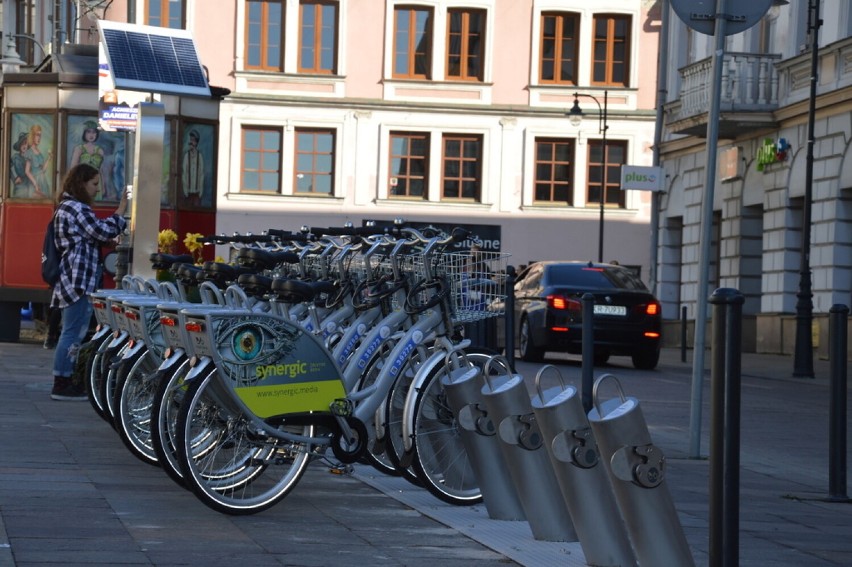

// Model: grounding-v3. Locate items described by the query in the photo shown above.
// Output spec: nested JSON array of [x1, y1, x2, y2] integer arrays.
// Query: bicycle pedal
[[329, 464, 353, 475]]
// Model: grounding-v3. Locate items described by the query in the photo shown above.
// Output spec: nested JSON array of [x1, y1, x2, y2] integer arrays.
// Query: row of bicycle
[[83, 223, 511, 514]]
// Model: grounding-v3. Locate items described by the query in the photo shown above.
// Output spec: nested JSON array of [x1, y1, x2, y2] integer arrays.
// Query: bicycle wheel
[[354, 341, 402, 477], [101, 341, 130, 428], [150, 357, 192, 487], [408, 348, 506, 506], [175, 369, 313, 515], [381, 343, 432, 486], [85, 333, 114, 422], [113, 347, 161, 466]]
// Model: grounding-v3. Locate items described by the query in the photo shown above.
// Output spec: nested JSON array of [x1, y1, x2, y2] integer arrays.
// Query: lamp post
[[793, 0, 820, 379], [569, 91, 609, 263]]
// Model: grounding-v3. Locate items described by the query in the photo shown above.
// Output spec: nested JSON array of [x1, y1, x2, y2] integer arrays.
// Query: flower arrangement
[[157, 229, 178, 254], [184, 232, 205, 265]]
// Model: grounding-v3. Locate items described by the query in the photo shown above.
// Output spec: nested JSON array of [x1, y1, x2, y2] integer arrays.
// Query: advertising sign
[[620, 165, 663, 192]]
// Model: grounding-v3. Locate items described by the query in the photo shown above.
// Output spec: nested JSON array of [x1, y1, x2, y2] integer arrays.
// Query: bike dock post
[[530, 365, 637, 566], [504, 266, 516, 368], [588, 374, 695, 567], [441, 360, 525, 520], [828, 304, 850, 502], [480, 366, 577, 542]]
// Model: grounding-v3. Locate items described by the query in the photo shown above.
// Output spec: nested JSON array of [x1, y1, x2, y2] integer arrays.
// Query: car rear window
[[546, 264, 648, 291]]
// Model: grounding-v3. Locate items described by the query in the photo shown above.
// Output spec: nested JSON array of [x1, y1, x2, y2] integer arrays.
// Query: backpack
[[41, 214, 61, 286]]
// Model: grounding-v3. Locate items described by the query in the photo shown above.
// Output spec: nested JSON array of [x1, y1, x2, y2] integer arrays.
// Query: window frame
[[539, 11, 580, 85], [591, 13, 631, 87], [245, 0, 285, 72], [298, 0, 338, 74], [393, 5, 433, 80], [441, 133, 482, 202], [586, 139, 626, 209], [446, 7, 485, 82], [240, 125, 283, 194], [293, 127, 336, 196], [145, 0, 185, 29], [533, 137, 575, 205], [388, 131, 430, 200]]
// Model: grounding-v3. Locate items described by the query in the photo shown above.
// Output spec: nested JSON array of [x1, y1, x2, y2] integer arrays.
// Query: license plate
[[594, 304, 627, 316]]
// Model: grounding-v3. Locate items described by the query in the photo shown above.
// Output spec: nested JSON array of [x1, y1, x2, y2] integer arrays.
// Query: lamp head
[[568, 96, 583, 127]]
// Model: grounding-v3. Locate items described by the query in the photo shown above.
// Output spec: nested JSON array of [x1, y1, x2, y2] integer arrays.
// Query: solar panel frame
[[97, 21, 211, 97]]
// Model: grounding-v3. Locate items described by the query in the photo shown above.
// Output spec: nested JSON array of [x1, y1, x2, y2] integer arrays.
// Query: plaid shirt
[[51, 194, 127, 308]]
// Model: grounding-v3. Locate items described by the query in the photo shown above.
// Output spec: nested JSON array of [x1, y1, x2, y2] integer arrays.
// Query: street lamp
[[569, 90, 609, 263], [793, 0, 821, 379]]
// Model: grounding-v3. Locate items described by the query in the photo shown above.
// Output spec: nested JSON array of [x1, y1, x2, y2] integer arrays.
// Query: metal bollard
[[441, 359, 526, 520], [828, 304, 849, 501], [531, 365, 637, 567], [480, 361, 577, 542], [588, 374, 695, 567]]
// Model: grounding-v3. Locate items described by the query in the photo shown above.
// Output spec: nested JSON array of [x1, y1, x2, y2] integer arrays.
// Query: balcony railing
[[667, 52, 781, 136]]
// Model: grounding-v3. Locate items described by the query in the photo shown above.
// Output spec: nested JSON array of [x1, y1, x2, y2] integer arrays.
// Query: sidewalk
[[0, 338, 849, 566]]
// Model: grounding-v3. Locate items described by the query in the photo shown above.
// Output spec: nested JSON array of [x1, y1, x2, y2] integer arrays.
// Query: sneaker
[[51, 378, 88, 401], [43, 338, 57, 349]]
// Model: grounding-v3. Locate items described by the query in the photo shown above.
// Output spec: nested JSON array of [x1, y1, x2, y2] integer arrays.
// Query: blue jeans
[[53, 297, 93, 378]]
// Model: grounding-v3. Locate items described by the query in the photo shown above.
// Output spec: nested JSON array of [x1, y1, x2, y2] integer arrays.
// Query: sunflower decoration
[[184, 232, 205, 265], [158, 229, 178, 254]]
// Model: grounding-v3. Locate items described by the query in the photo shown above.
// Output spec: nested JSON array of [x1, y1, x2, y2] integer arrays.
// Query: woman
[[50, 164, 127, 400], [69, 120, 105, 170], [24, 124, 53, 199]]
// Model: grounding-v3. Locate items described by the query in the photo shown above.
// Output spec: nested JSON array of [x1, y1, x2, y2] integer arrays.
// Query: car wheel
[[632, 347, 660, 370], [519, 316, 545, 362]]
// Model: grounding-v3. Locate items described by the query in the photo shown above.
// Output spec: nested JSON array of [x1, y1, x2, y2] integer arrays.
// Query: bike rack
[[588, 374, 695, 567], [530, 365, 637, 566], [441, 357, 525, 521], [480, 357, 577, 542]]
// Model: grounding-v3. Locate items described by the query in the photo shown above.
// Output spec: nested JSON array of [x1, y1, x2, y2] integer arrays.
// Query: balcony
[[665, 52, 781, 138]]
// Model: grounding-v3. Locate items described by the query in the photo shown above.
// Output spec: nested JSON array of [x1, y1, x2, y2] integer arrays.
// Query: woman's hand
[[115, 187, 129, 216]]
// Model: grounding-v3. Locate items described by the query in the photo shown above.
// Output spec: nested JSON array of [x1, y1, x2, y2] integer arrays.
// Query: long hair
[[58, 163, 100, 206]]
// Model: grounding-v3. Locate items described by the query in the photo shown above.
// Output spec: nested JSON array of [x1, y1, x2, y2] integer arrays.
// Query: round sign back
[[671, 0, 773, 36]]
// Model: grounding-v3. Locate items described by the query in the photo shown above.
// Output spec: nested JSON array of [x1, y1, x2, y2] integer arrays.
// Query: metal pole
[[828, 304, 849, 501], [581, 292, 594, 413], [793, 0, 820, 379], [681, 305, 688, 363], [649, 0, 670, 296], [689, 0, 728, 459], [598, 91, 608, 263], [709, 288, 744, 567], [505, 266, 516, 369]]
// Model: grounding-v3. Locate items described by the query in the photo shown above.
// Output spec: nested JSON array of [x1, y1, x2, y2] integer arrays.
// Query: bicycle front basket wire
[[442, 250, 510, 324]]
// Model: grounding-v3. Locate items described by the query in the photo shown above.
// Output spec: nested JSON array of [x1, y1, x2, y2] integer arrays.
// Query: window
[[446, 8, 484, 81], [540, 12, 579, 84], [299, 0, 337, 73], [146, 0, 185, 28], [587, 140, 626, 208], [393, 6, 433, 79], [295, 128, 335, 195], [442, 134, 481, 201], [241, 127, 282, 193], [389, 132, 429, 199], [246, 0, 284, 71], [15, 0, 36, 64], [534, 138, 574, 204], [592, 14, 630, 87]]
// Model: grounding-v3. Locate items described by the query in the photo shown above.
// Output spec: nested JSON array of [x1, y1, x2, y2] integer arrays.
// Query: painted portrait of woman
[[9, 113, 54, 200], [65, 115, 126, 202]]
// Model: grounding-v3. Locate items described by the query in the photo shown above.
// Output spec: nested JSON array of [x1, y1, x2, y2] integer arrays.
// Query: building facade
[[657, 0, 852, 355]]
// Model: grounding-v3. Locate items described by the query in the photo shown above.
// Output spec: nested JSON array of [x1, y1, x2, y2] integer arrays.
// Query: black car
[[513, 261, 662, 369]]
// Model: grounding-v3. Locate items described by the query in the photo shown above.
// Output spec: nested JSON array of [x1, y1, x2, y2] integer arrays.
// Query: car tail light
[[634, 301, 662, 317], [644, 332, 660, 338], [547, 295, 581, 311]]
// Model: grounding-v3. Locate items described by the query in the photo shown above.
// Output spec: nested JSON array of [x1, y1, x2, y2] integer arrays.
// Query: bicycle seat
[[236, 248, 300, 271], [173, 263, 203, 285], [149, 253, 194, 270], [271, 278, 315, 303], [237, 273, 274, 298], [200, 261, 255, 288]]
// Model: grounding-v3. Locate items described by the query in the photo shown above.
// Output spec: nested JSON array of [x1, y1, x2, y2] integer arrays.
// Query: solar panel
[[97, 21, 210, 97]]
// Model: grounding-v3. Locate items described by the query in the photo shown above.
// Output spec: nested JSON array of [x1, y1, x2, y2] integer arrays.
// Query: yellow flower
[[184, 232, 205, 264], [158, 229, 178, 253], [214, 256, 227, 264]]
